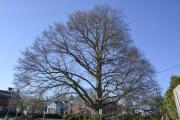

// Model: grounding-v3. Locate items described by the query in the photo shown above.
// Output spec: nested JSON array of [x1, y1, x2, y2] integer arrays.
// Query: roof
[[0, 90, 11, 97], [47, 100, 63, 105]]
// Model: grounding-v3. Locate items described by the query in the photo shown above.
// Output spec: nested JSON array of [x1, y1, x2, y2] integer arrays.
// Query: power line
[[157, 65, 180, 74]]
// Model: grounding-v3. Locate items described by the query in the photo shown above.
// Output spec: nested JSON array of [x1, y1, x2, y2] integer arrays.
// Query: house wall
[[0, 96, 9, 113], [67, 103, 80, 114], [173, 85, 180, 119], [47, 102, 68, 114], [47, 103, 56, 114]]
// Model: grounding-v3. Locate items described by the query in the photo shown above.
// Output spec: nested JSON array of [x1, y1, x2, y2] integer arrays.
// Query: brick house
[[0, 90, 11, 114]]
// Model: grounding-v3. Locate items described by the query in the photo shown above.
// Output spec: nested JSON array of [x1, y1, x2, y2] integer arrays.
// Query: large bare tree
[[14, 6, 157, 111]]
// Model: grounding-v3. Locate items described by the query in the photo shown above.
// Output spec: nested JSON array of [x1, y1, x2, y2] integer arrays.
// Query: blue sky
[[0, 0, 180, 93]]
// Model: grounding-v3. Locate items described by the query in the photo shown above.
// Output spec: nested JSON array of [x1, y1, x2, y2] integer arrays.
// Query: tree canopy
[[14, 6, 158, 111]]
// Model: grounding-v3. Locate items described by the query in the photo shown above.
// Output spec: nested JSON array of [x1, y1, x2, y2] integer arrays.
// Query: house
[[23, 97, 69, 115], [46, 97, 86, 115], [47, 100, 68, 114], [0, 90, 11, 114], [67, 102, 81, 114], [0, 90, 17, 116], [134, 105, 155, 115], [23, 98, 47, 114]]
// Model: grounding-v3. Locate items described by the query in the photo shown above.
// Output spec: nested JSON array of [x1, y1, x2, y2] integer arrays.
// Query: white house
[[47, 100, 68, 114], [134, 105, 155, 115]]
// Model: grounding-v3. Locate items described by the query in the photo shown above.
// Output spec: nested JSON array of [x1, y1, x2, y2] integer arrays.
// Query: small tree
[[14, 6, 157, 112]]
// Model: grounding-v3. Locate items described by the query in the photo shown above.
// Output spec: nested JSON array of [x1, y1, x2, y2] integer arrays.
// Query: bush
[[45, 113, 62, 118], [0, 111, 22, 118], [63, 114, 91, 120], [115, 114, 161, 120], [63, 114, 76, 120], [30, 113, 43, 118], [61, 114, 161, 120], [0, 111, 7, 117], [30, 113, 62, 119]]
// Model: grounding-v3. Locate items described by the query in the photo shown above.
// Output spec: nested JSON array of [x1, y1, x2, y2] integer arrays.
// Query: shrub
[[63, 114, 93, 120], [30, 113, 43, 118], [29, 113, 62, 119], [63, 114, 76, 120], [61, 114, 161, 120], [45, 113, 62, 118]]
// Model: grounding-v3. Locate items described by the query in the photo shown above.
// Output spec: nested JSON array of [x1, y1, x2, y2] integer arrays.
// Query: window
[[0, 106, 3, 111]]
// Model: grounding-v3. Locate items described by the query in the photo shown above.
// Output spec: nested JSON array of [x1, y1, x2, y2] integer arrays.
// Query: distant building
[[66, 100, 94, 114], [0, 90, 16, 115], [47, 100, 68, 114], [0, 90, 11, 113], [23, 98, 69, 115], [24, 99, 46, 114], [67, 102, 78, 114], [134, 105, 156, 115]]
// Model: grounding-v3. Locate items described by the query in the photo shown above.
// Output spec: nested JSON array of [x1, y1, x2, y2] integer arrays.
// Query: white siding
[[173, 85, 180, 120]]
